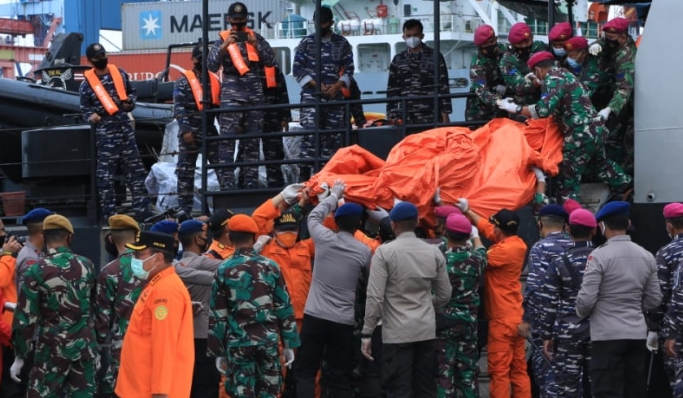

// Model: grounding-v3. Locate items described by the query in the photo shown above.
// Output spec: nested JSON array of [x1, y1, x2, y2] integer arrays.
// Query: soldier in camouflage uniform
[[519, 205, 571, 398], [10, 215, 98, 397], [174, 45, 221, 214], [465, 25, 508, 121], [648, 203, 683, 393], [208, 214, 300, 398], [563, 37, 613, 110], [208, 2, 276, 189], [435, 214, 487, 398], [588, 17, 636, 175], [538, 209, 596, 398], [499, 23, 548, 106], [386, 19, 452, 131], [293, 6, 354, 180], [79, 43, 151, 221], [498, 51, 632, 203], [262, 63, 291, 188], [94, 215, 145, 396]]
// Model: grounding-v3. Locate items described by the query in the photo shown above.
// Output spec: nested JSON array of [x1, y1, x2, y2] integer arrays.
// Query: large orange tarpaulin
[[306, 118, 563, 222]]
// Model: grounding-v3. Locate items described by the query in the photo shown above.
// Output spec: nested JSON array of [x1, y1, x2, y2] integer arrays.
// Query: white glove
[[433, 187, 443, 205], [455, 198, 470, 213], [330, 179, 345, 200], [253, 235, 272, 253], [10, 357, 24, 382], [280, 183, 305, 205], [497, 98, 519, 114], [367, 207, 389, 222], [589, 42, 602, 56], [283, 348, 295, 368], [470, 226, 479, 239], [524, 72, 540, 85], [4, 302, 16, 312], [215, 356, 228, 374], [316, 182, 330, 202], [494, 84, 507, 96], [647, 331, 659, 352], [598, 107, 611, 121], [531, 167, 546, 183]]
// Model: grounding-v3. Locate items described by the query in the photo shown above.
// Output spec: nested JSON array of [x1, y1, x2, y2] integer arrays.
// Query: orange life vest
[[219, 28, 276, 88], [181, 69, 220, 110], [84, 64, 128, 115]]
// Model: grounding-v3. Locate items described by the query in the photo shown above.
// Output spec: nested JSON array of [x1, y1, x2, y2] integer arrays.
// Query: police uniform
[[174, 45, 221, 214], [94, 214, 145, 395], [465, 25, 508, 121], [523, 205, 572, 397], [537, 209, 596, 398], [79, 43, 150, 221], [115, 231, 195, 398], [293, 6, 354, 180], [13, 215, 98, 397], [499, 23, 547, 106], [208, 215, 300, 397], [208, 2, 277, 189]]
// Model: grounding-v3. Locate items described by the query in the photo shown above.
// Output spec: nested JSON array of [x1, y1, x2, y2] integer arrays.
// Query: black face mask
[[196, 236, 209, 253], [320, 27, 331, 36], [92, 58, 108, 70], [232, 22, 246, 31], [193, 62, 203, 71], [173, 243, 180, 257], [104, 234, 118, 258], [515, 46, 532, 58], [605, 38, 619, 49], [481, 44, 498, 57]]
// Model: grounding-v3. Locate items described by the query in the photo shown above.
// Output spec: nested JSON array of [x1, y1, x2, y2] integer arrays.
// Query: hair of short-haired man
[[228, 231, 254, 246], [110, 229, 137, 246], [540, 216, 566, 229], [179, 232, 202, 249], [603, 214, 629, 231], [535, 59, 555, 70], [446, 230, 470, 243], [402, 19, 423, 34], [43, 229, 70, 245], [335, 215, 361, 233], [667, 217, 683, 230], [394, 219, 419, 233], [568, 224, 593, 240], [152, 249, 175, 264], [26, 223, 43, 236]]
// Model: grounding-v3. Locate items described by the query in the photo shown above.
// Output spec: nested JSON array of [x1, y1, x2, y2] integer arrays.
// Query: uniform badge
[[155, 305, 168, 320]]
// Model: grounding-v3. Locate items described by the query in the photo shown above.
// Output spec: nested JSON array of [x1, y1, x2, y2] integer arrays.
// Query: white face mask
[[552, 47, 567, 57], [599, 222, 606, 236], [405, 37, 421, 49]]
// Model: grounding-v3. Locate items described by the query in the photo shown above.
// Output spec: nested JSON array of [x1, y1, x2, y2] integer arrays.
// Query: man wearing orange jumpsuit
[[0, 227, 20, 391], [115, 231, 195, 398], [458, 199, 531, 398], [207, 208, 236, 260]]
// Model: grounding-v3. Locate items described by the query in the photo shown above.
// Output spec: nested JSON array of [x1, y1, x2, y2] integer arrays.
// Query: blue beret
[[22, 208, 54, 225], [390, 202, 418, 222], [595, 201, 630, 221], [335, 203, 363, 218], [178, 220, 205, 236], [150, 220, 179, 234], [538, 204, 568, 220]]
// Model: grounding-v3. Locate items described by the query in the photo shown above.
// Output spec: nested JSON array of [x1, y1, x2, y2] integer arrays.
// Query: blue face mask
[[566, 57, 580, 69], [131, 253, 157, 280], [552, 47, 567, 58]]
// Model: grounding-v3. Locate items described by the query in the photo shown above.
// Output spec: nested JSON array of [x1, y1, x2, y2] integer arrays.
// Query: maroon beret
[[474, 24, 496, 46], [564, 36, 589, 51], [527, 51, 555, 69], [603, 17, 629, 34], [508, 22, 532, 45], [549, 22, 573, 42]]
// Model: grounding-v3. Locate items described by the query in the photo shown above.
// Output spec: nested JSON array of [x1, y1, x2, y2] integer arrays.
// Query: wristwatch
[[516, 105, 523, 113], [360, 333, 372, 339]]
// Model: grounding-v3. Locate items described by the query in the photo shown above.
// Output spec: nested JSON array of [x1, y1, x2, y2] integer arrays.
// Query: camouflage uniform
[[648, 234, 683, 391], [208, 32, 276, 189], [262, 64, 291, 188], [435, 246, 487, 398], [386, 43, 452, 126], [293, 33, 354, 179], [665, 279, 683, 398], [499, 41, 548, 105], [79, 67, 149, 220], [523, 231, 572, 398], [208, 247, 300, 398], [528, 67, 632, 202], [348, 77, 366, 128], [538, 241, 594, 398], [12, 246, 98, 397], [173, 69, 220, 213], [94, 250, 147, 395], [465, 43, 508, 121], [564, 54, 613, 108]]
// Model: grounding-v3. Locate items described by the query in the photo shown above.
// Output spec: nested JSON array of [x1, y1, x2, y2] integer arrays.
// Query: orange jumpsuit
[[0, 255, 16, 327], [477, 218, 531, 398], [115, 266, 195, 398], [206, 240, 234, 260]]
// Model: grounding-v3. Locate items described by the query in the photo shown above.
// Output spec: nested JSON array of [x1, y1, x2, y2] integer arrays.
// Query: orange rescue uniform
[[206, 240, 234, 260], [0, 255, 16, 327], [115, 266, 194, 398], [476, 217, 531, 398]]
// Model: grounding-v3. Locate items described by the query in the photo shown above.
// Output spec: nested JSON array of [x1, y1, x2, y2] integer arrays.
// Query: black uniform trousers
[[190, 338, 220, 398], [590, 339, 647, 398], [382, 339, 437, 398]]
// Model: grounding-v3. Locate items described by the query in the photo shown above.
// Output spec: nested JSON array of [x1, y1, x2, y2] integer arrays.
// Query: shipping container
[[122, 0, 290, 51], [81, 49, 194, 82]]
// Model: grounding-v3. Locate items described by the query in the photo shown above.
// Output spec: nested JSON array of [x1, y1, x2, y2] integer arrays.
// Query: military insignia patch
[[155, 305, 168, 320]]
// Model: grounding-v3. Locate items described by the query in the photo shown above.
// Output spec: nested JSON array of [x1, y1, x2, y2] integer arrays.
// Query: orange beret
[[227, 214, 259, 234]]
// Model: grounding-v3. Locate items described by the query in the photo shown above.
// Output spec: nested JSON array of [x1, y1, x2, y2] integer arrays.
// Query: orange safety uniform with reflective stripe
[[84, 64, 128, 115], [181, 69, 221, 110], [0, 256, 15, 327], [219, 28, 276, 87], [354, 230, 380, 254], [205, 240, 234, 260], [115, 266, 194, 398]]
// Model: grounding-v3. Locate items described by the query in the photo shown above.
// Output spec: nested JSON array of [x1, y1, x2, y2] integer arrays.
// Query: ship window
[[357, 43, 390, 72], [273, 47, 292, 75]]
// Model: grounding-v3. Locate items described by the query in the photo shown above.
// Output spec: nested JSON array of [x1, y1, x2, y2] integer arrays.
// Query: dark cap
[[538, 204, 568, 221], [389, 202, 418, 222], [126, 231, 175, 252], [178, 220, 206, 236], [209, 208, 235, 232], [314, 6, 334, 23], [192, 45, 203, 60], [85, 43, 106, 59], [335, 203, 363, 218], [275, 207, 302, 230], [595, 201, 630, 221], [489, 209, 520, 233], [22, 208, 54, 225], [228, 2, 248, 19], [150, 220, 179, 235]]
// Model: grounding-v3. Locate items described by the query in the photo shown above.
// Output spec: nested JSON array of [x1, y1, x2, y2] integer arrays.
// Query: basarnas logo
[[140, 10, 162, 40]]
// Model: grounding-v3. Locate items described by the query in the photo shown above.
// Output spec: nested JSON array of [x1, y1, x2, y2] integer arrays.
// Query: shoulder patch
[[155, 305, 168, 321]]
